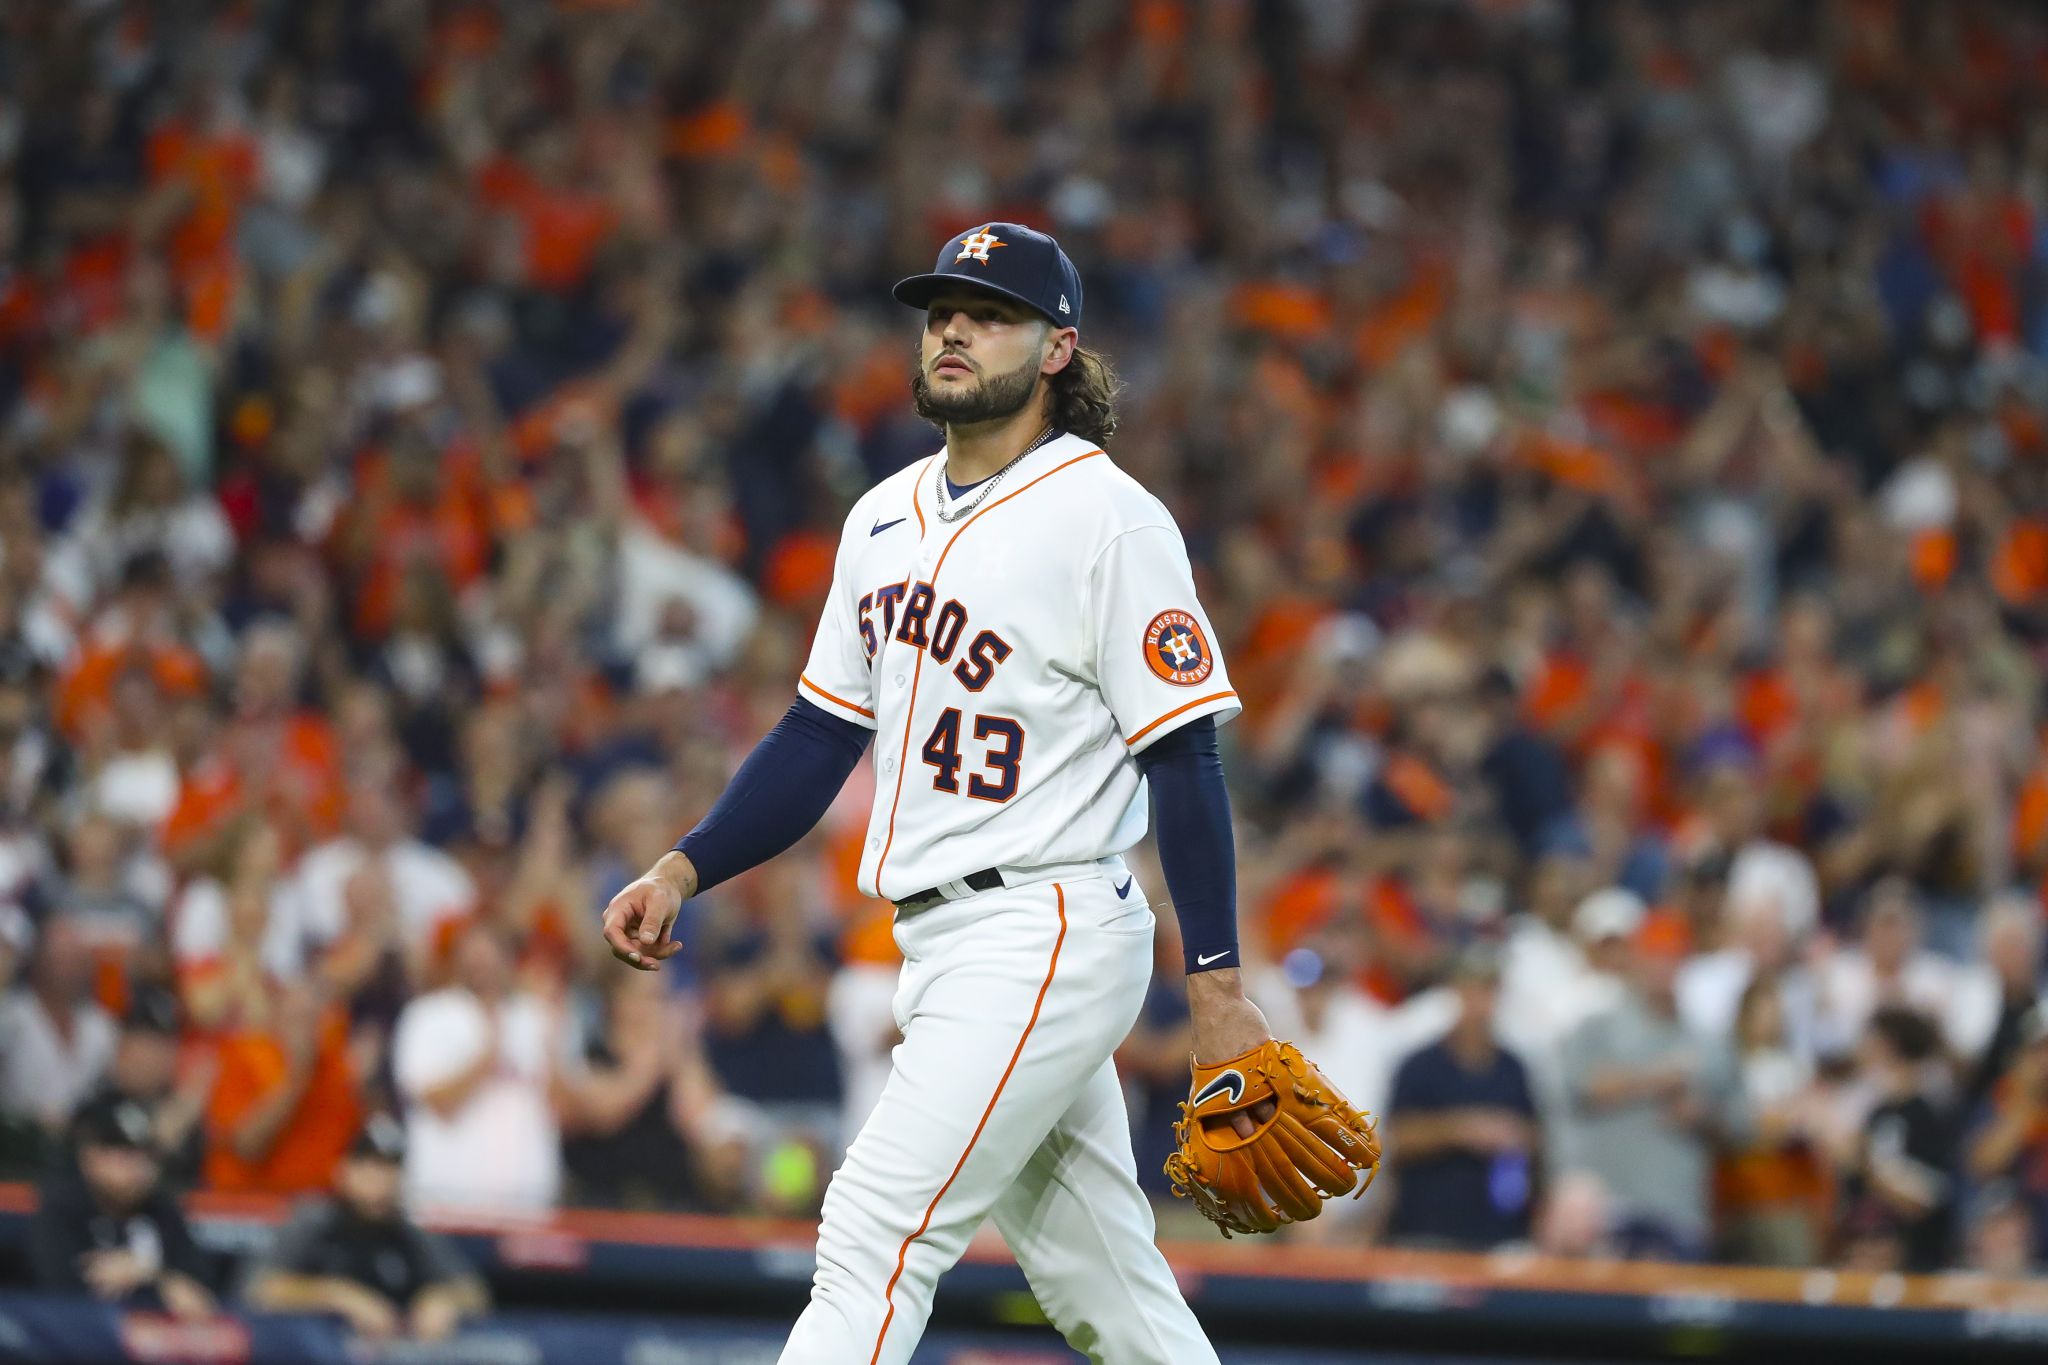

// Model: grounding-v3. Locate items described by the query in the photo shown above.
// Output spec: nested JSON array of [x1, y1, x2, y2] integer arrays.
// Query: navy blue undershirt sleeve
[[1135, 715, 1240, 975], [675, 697, 871, 894]]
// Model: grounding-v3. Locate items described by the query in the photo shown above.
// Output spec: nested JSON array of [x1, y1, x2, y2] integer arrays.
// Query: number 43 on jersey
[[920, 708, 1022, 802]]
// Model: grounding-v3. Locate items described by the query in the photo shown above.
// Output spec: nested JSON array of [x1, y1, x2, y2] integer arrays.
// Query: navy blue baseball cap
[[893, 222, 1083, 330]]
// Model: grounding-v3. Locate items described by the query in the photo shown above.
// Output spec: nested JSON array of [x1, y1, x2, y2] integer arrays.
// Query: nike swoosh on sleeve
[[871, 517, 907, 536], [1195, 950, 1232, 966]]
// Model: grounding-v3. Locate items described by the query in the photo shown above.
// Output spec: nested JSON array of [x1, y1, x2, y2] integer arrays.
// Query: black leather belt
[[894, 867, 1005, 912]]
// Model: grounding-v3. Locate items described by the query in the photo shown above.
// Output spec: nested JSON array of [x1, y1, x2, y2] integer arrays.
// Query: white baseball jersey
[[797, 432, 1240, 902]]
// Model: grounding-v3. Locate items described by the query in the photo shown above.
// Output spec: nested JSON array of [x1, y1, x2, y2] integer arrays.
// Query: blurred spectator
[[202, 979, 361, 1197], [0, 916, 117, 1159], [1961, 898, 2046, 1115], [1718, 975, 1829, 1266], [1559, 914, 1748, 1261], [54, 429, 233, 597], [1678, 840, 1824, 1063], [55, 552, 210, 761], [1815, 879, 1991, 1060], [40, 809, 161, 956], [0, 903, 32, 994], [392, 924, 566, 1217], [1499, 881, 1636, 1085], [1968, 1005, 2048, 1265], [1541, 747, 1671, 906], [167, 815, 362, 1196], [78, 664, 181, 830], [29, 1094, 216, 1320], [1383, 945, 1540, 1251], [243, 1116, 488, 1342], [1476, 667, 1573, 860], [696, 860, 843, 1162], [294, 771, 477, 980], [1839, 1007, 1956, 1273], [1964, 1183, 2039, 1278], [160, 622, 342, 867], [171, 817, 307, 1027], [1534, 1171, 1618, 1261], [84, 986, 209, 1189], [560, 970, 721, 1211], [613, 495, 761, 684]]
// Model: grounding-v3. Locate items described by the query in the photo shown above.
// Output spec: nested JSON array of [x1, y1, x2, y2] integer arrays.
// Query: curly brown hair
[[1045, 343, 1121, 448]]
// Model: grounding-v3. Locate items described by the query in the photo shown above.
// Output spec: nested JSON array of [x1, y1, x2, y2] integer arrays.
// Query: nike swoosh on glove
[[1163, 1039, 1382, 1238]]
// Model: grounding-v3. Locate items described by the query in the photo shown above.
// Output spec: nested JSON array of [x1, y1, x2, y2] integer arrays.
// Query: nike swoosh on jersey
[[1192, 1070, 1246, 1110], [871, 517, 907, 536], [1196, 950, 1233, 966], [1114, 876, 1133, 899]]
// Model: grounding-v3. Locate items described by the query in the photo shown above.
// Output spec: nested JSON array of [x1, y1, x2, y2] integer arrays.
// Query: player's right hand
[[602, 874, 685, 971]]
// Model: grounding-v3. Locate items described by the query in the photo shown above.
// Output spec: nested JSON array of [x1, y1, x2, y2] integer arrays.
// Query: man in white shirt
[[614, 518, 761, 678], [1499, 882, 1640, 1073], [0, 917, 117, 1139], [1677, 843, 1824, 1060], [294, 774, 476, 972], [1816, 878, 1997, 1061], [391, 926, 566, 1219], [1499, 885, 1645, 1171], [84, 666, 181, 829]]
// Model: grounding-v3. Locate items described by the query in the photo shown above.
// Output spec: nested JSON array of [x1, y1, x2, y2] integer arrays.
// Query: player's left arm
[[1087, 523, 1271, 1071], [1137, 717, 1273, 1069], [1100, 529, 1383, 1233]]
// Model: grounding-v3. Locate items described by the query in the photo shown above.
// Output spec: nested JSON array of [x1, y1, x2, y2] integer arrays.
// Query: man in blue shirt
[[1384, 944, 1541, 1250]]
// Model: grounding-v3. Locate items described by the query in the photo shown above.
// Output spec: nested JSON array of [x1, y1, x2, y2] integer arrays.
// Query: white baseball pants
[[778, 868, 1218, 1364]]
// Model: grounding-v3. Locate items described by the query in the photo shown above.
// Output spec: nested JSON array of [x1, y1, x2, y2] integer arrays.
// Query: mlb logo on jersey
[[1144, 610, 1214, 687]]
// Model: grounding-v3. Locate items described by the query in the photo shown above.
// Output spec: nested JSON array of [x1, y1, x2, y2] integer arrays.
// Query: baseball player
[[601, 223, 1376, 1364]]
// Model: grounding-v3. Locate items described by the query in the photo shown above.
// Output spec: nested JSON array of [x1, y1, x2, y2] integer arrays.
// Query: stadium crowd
[[2, 0, 2048, 1288]]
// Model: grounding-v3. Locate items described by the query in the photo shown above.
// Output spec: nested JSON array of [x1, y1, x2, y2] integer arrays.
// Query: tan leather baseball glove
[[1162, 1038, 1382, 1237]]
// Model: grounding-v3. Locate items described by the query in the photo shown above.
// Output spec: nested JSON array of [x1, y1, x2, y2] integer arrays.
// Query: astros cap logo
[[954, 227, 1008, 264], [1144, 610, 1214, 687]]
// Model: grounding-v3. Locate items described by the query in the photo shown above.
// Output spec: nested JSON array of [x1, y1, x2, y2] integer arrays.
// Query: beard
[[911, 347, 1041, 428]]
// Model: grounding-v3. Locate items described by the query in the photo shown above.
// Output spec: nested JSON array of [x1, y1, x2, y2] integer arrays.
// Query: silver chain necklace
[[934, 426, 1058, 523]]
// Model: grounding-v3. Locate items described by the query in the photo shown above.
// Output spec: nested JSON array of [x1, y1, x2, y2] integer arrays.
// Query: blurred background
[[3, 0, 2048, 1361]]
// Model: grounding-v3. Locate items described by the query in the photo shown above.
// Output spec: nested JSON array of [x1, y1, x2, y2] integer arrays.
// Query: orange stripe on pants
[[867, 883, 1068, 1363]]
